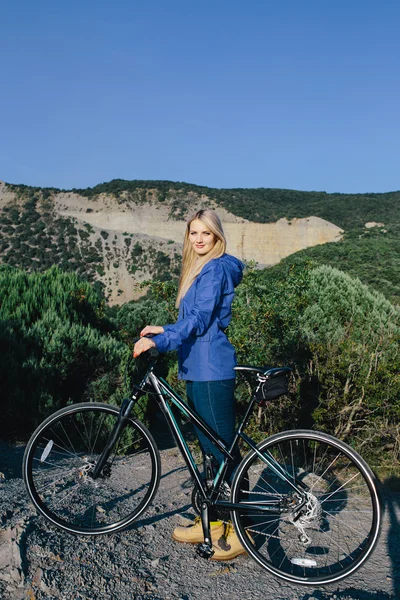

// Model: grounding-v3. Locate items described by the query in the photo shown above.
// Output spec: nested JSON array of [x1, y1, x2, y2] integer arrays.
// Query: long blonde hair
[[176, 209, 226, 306]]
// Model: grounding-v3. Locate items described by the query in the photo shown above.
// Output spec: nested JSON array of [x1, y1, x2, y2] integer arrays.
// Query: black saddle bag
[[255, 373, 289, 404]]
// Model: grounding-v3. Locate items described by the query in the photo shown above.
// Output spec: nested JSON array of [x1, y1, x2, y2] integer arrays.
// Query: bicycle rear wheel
[[23, 402, 161, 535], [231, 430, 381, 585]]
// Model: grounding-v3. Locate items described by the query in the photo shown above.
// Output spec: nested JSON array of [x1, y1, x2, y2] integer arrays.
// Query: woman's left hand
[[133, 337, 156, 358]]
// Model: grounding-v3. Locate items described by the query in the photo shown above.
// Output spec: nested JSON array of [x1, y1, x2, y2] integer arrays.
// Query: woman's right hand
[[140, 325, 164, 337]]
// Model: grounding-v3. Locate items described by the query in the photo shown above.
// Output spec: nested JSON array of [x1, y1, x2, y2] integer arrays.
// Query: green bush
[[0, 266, 133, 439], [299, 265, 400, 464], [116, 294, 173, 344]]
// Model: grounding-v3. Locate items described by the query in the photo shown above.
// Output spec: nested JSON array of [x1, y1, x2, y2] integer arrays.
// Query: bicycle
[[23, 347, 381, 586]]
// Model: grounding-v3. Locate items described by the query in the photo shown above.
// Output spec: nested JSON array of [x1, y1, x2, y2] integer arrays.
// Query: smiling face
[[189, 218, 217, 256]]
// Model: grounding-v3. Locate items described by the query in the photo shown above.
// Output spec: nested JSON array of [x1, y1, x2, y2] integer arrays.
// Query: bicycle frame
[[92, 357, 305, 516], [135, 363, 307, 517]]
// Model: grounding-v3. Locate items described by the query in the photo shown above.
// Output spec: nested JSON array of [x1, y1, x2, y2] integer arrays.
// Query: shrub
[[0, 267, 133, 439], [299, 265, 400, 464]]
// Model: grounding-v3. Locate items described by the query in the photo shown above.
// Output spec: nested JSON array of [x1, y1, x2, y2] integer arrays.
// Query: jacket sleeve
[[152, 262, 224, 353]]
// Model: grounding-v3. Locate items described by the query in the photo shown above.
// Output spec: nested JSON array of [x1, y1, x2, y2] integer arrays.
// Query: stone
[[0, 523, 25, 588]]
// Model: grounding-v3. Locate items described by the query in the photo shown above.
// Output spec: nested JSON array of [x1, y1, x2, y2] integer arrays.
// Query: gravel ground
[[1, 441, 399, 600]]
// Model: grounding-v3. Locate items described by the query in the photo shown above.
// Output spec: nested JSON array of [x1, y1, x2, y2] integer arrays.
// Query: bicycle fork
[[91, 398, 133, 479]]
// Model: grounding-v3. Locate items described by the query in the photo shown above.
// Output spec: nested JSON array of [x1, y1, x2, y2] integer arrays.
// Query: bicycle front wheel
[[23, 402, 161, 535], [231, 430, 381, 585]]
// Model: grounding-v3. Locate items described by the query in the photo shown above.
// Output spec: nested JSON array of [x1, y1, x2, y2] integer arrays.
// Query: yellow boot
[[211, 522, 250, 561], [172, 516, 225, 544]]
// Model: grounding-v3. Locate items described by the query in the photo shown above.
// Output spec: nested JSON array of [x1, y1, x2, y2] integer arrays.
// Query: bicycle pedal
[[196, 542, 215, 559]]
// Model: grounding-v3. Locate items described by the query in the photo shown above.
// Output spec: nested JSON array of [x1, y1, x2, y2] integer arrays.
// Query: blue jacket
[[153, 254, 244, 381]]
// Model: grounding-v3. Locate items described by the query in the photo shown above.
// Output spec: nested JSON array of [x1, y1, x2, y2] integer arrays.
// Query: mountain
[[1, 179, 399, 304]]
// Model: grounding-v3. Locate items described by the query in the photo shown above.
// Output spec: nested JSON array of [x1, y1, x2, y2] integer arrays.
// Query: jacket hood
[[220, 254, 244, 288]]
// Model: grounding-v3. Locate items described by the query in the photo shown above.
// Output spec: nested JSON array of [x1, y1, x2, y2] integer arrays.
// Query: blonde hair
[[176, 209, 226, 306]]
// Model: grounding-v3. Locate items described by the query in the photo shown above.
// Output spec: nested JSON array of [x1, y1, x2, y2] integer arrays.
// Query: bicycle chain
[[217, 517, 281, 540], [216, 487, 284, 541]]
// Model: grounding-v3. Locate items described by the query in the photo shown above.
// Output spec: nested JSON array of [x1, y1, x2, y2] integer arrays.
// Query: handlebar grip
[[132, 335, 159, 358]]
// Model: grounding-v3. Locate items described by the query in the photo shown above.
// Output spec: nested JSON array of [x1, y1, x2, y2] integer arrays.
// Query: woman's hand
[[133, 337, 156, 358], [140, 325, 164, 337]]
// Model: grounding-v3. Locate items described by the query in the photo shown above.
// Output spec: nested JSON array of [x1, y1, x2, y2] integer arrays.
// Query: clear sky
[[1, 0, 399, 193]]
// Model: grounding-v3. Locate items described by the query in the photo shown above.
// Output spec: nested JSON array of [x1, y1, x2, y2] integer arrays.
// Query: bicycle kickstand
[[196, 501, 215, 559]]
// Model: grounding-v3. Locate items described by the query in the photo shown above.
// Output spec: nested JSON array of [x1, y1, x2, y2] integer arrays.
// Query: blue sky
[[1, 0, 399, 193]]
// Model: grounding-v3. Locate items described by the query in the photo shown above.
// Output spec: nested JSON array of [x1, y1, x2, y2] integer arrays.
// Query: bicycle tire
[[23, 402, 161, 535], [231, 429, 381, 585]]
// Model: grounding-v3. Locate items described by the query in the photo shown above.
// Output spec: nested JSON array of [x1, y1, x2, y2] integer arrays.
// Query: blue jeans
[[186, 379, 240, 481]]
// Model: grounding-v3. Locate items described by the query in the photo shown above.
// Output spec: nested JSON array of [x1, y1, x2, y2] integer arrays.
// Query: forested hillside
[[1, 179, 399, 304], [0, 182, 183, 303], [6, 178, 400, 226], [277, 226, 400, 304]]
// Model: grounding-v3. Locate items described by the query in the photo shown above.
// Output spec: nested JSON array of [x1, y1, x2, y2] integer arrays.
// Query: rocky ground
[[1, 441, 399, 600]]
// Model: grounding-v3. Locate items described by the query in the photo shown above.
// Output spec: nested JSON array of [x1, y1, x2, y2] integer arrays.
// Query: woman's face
[[189, 219, 217, 256]]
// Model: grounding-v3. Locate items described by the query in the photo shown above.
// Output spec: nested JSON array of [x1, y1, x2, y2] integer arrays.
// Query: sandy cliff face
[[60, 204, 343, 267]]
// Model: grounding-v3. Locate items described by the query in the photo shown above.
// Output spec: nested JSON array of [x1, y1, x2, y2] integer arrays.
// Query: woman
[[133, 208, 245, 560]]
